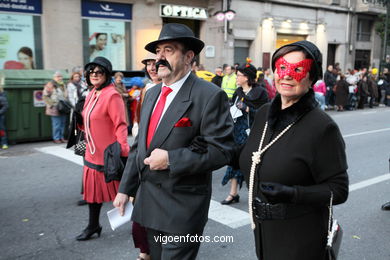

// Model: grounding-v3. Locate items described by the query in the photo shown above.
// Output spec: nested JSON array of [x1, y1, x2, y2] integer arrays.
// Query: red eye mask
[[275, 57, 313, 82]]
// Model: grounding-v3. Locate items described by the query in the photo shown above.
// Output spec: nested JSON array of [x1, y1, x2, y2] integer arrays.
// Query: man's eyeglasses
[[89, 70, 104, 76]]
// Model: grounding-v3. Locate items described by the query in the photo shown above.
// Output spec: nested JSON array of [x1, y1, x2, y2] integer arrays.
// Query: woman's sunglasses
[[89, 70, 104, 76]]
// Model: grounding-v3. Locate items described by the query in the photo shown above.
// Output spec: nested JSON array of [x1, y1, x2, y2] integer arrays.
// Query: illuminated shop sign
[[160, 4, 208, 20]]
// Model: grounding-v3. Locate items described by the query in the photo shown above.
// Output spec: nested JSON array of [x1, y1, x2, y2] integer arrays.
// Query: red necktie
[[147, 86, 173, 148]]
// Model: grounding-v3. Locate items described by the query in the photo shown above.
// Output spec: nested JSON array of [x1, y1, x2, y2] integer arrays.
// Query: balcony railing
[[356, 32, 371, 42]]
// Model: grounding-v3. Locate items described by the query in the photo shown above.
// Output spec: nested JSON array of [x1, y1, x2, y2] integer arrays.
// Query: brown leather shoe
[[61, 139, 68, 143], [53, 140, 62, 144]]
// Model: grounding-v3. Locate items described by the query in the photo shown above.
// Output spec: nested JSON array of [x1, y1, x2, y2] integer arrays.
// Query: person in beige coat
[[43, 71, 69, 143]]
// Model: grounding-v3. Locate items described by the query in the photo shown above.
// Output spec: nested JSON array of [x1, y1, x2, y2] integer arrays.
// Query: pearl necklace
[[248, 121, 294, 229]]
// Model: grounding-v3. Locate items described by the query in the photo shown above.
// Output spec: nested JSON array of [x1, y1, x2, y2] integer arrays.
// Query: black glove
[[236, 100, 247, 111], [188, 136, 208, 154], [260, 182, 297, 204]]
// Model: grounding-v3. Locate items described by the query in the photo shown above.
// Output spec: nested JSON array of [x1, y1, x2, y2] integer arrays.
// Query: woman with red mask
[[236, 41, 349, 259]]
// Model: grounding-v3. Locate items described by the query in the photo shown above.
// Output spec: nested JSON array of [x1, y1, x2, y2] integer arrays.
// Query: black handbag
[[57, 99, 73, 114], [103, 141, 125, 183], [74, 131, 86, 156], [325, 191, 343, 260]]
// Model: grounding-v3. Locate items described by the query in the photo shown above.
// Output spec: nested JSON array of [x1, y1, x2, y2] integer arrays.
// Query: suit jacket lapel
[[147, 73, 195, 152], [137, 83, 161, 168]]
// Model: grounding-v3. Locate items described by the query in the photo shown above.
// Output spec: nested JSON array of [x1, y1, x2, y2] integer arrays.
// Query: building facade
[[0, 0, 385, 73]]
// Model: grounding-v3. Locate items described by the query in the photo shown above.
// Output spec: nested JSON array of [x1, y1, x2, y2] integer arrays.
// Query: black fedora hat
[[145, 23, 205, 55]]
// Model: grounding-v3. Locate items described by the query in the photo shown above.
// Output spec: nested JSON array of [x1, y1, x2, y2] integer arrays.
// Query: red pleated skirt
[[82, 166, 119, 203]]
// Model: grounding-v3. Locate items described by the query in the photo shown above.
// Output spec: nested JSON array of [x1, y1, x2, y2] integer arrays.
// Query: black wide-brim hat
[[272, 40, 323, 81], [145, 23, 205, 55], [84, 56, 113, 75]]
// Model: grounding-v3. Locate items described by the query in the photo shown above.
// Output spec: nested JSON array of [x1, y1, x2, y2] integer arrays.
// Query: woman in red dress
[[76, 57, 129, 241]]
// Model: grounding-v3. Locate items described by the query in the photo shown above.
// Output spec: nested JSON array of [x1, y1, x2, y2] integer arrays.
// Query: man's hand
[[144, 148, 169, 170], [113, 193, 129, 216]]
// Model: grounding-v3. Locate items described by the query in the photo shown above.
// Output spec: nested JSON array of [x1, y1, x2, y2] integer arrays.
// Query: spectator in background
[[114, 72, 130, 126], [67, 71, 89, 206], [357, 74, 370, 109], [17, 46, 34, 69], [324, 65, 337, 109], [0, 86, 9, 149], [141, 52, 160, 94], [377, 75, 389, 106], [263, 68, 273, 87], [334, 74, 349, 111], [257, 73, 276, 100], [67, 72, 88, 107], [43, 71, 68, 144], [211, 66, 223, 87], [313, 76, 326, 110], [221, 62, 268, 205], [128, 77, 144, 132], [383, 67, 390, 83], [221, 65, 237, 102], [367, 74, 378, 108]]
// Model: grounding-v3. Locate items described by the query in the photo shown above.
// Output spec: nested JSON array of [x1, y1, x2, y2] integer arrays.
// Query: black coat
[[324, 70, 336, 87], [232, 85, 269, 124], [239, 90, 349, 260], [0, 92, 8, 115], [335, 79, 349, 106], [211, 75, 223, 87]]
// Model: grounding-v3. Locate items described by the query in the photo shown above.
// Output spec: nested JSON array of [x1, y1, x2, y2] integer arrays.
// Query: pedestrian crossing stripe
[[35, 145, 251, 229]]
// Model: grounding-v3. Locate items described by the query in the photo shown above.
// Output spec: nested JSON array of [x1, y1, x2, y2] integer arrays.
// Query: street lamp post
[[383, 1, 390, 70], [213, 0, 236, 42]]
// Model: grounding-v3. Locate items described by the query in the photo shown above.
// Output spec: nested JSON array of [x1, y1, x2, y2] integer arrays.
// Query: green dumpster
[[0, 70, 69, 143]]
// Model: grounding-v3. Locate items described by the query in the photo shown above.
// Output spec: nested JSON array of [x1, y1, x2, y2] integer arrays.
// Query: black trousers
[[146, 228, 203, 260]]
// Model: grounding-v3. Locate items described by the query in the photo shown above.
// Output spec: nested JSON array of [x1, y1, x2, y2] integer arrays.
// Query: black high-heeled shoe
[[76, 225, 102, 241], [221, 194, 240, 205]]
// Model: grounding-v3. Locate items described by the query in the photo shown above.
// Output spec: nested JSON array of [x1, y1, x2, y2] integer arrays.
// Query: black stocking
[[88, 203, 102, 228]]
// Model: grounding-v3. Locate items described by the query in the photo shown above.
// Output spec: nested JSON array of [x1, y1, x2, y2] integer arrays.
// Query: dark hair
[[272, 45, 317, 85], [258, 73, 265, 80], [18, 46, 33, 57], [17, 46, 34, 69], [96, 33, 107, 40], [237, 63, 257, 87], [84, 64, 112, 89]]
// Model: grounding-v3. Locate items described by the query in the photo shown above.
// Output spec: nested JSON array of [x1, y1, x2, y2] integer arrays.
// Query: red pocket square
[[175, 117, 192, 127]]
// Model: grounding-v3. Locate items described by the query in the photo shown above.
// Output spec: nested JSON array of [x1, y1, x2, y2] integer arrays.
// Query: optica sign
[[160, 4, 208, 20]]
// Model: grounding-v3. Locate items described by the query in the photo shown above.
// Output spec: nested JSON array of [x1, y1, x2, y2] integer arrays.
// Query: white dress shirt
[[153, 70, 192, 127]]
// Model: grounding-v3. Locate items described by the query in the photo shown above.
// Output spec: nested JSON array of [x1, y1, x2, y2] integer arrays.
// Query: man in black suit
[[114, 23, 234, 260]]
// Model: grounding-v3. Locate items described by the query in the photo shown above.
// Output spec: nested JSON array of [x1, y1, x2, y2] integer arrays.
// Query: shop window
[[81, 1, 132, 70], [276, 34, 306, 49], [356, 18, 372, 42], [0, 14, 43, 69]]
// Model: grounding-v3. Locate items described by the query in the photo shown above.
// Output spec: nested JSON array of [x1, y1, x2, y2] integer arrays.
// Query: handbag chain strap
[[327, 191, 334, 236], [248, 121, 294, 229]]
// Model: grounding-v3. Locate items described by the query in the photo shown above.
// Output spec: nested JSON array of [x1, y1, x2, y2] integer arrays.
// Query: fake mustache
[[155, 60, 172, 72]]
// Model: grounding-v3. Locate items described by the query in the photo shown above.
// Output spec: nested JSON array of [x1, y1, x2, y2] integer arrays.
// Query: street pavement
[[1, 106, 390, 260]]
